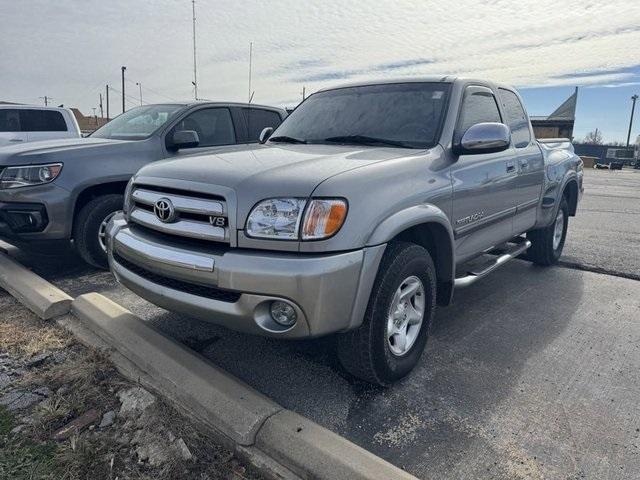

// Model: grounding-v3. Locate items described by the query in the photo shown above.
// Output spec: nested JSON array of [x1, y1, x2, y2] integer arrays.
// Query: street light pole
[[626, 94, 638, 148], [136, 82, 143, 106], [121, 66, 127, 113]]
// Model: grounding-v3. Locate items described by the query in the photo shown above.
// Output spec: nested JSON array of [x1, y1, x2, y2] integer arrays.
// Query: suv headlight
[[245, 197, 347, 240], [0, 163, 63, 189]]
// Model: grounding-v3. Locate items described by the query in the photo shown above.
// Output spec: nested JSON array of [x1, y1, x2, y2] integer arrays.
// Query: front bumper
[[0, 183, 71, 242], [106, 213, 385, 339]]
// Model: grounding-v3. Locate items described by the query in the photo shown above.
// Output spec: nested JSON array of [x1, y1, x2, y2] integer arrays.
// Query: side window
[[20, 110, 68, 132], [498, 89, 531, 148], [458, 89, 502, 134], [172, 108, 236, 147], [0, 109, 21, 132], [243, 108, 282, 142]]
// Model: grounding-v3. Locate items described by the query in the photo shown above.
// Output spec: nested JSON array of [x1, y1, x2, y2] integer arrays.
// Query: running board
[[454, 238, 531, 288]]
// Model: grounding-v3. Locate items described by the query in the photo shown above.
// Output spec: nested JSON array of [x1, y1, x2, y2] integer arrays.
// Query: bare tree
[[583, 128, 603, 145]]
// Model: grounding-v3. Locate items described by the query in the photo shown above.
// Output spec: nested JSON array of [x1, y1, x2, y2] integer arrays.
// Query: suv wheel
[[525, 196, 569, 266], [337, 241, 436, 385], [73, 194, 123, 269]]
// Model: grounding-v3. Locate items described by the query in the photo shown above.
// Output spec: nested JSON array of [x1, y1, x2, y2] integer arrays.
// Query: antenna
[[192, 0, 198, 100], [248, 41, 253, 104]]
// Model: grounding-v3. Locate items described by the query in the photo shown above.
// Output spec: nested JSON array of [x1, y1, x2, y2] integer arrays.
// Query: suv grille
[[114, 253, 241, 303], [128, 185, 229, 243]]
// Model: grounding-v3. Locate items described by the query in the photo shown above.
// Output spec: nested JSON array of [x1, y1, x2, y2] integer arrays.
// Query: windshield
[[271, 82, 450, 149], [91, 104, 184, 140]]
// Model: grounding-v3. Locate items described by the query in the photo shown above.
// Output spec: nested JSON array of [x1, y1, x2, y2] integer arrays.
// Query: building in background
[[530, 87, 578, 140], [70, 108, 109, 135]]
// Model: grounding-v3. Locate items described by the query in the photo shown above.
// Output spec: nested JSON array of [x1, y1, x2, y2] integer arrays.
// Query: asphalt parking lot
[[3, 168, 640, 479]]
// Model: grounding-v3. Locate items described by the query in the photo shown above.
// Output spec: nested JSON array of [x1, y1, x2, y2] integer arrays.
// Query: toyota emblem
[[154, 198, 176, 223]]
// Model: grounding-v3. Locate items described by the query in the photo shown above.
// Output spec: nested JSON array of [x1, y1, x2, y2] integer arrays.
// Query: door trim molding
[[454, 206, 516, 238]]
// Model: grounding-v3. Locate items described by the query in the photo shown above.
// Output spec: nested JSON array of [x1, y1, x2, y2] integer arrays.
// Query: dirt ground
[[0, 294, 261, 480]]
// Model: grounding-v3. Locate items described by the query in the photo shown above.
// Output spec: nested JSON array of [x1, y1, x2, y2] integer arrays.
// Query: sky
[[1, 0, 639, 143]]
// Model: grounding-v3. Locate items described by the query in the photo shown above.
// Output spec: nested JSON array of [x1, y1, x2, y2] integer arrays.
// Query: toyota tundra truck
[[106, 77, 583, 385]]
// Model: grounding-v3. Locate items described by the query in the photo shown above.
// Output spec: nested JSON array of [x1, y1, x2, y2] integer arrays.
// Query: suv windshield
[[271, 82, 450, 149], [92, 104, 184, 140]]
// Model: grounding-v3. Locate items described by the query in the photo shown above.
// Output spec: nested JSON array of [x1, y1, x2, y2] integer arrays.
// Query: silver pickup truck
[[106, 77, 583, 385]]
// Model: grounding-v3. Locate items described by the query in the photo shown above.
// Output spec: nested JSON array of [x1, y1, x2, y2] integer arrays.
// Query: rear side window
[[498, 89, 531, 148], [458, 89, 502, 134], [243, 108, 282, 142], [0, 109, 21, 132], [172, 107, 236, 147], [20, 110, 68, 132]]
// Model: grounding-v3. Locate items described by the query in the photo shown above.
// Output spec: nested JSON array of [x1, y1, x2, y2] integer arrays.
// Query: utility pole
[[105, 85, 110, 119], [302, 86, 306, 101], [121, 66, 127, 113], [136, 82, 143, 105], [99, 93, 103, 118], [192, 0, 198, 100], [626, 94, 638, 148], [248, 41, 253, 104], [39, 95, 51, 106]]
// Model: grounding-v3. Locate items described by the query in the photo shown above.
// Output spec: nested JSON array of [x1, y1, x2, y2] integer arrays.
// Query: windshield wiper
[[269, 135, 307, 144], [322, 135, 411, 148]]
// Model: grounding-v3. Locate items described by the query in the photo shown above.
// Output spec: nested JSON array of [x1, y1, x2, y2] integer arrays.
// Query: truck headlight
[[0, 163, 63, 189], [246, 198, 306, 239], [245, 197, 347, 240]]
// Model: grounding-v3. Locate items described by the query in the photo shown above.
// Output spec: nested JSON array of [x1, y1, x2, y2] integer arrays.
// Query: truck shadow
[[145, 259, 585, 478]]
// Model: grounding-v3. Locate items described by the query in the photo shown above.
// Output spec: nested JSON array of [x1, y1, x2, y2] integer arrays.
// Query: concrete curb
[[0, 252, 72, 319], [71, 293, 418, 480]]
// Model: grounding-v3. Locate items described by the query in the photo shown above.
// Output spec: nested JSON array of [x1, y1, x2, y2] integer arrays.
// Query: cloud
[[1, 0, 639, 111]]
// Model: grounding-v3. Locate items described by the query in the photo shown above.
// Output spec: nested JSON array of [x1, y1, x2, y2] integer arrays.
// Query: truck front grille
[[114, 253, 241, 303], [128, 185, 230, 244]]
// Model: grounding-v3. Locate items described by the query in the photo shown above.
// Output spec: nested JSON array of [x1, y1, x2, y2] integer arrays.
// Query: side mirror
[[170, 130, 200, 150], [453, 122, 510, 155], [259, 127, 273, 144]]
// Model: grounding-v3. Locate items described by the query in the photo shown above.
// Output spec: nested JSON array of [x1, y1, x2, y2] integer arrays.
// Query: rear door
[[451, 85, 520, 262], [0, 109, 28, 146], [497, 88, 544, 234], [20, 109, 70, 142], [237, 107, 284, 143]]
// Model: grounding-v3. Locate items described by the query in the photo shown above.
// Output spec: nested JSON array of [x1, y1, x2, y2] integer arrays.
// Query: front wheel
[[337, 241, 436, 386], [525, 197, 569, 266], [73, 194, 123, 269]]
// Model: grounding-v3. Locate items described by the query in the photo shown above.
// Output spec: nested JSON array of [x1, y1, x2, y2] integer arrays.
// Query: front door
[[451, 85, 520, 263]]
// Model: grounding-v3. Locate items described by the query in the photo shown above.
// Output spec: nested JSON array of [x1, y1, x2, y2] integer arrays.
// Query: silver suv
[[106, 77, 583, 385]]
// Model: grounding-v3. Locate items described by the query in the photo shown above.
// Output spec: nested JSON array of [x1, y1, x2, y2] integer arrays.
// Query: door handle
[[9, 138, 23, 142], [520, 160, 528, 168], [506, 161, 516, 173]]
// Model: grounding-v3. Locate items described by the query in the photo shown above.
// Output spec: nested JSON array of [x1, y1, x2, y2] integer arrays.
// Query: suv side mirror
[[453, 122, 510, 155], [259, 127, 273, 144], [170, 130, 200, 150]]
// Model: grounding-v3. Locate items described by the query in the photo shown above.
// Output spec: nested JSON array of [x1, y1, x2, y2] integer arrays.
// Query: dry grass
[[0, 304, 70, 356]]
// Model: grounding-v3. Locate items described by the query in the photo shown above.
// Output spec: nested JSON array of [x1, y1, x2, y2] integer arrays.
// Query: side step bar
[[454, 238, 531, 288]]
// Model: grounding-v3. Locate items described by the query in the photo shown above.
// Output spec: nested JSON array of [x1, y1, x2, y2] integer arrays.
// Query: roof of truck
[[147, 101, 287, 113], [318, 76, 517, 93]]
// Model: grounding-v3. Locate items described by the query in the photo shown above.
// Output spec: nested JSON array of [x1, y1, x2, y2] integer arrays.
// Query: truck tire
[[337, 241, 436, 386], [525, 196, 569, 266], [73, 194, 123, 269]]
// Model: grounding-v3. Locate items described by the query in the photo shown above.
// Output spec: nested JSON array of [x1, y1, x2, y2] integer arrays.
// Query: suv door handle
[[506, 161, 516, 173], [9, 138, 23, 142], [520, 160, 528, 168]]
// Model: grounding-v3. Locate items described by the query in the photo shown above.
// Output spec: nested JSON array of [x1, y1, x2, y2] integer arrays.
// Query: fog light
[[270, 301, 297, 327]]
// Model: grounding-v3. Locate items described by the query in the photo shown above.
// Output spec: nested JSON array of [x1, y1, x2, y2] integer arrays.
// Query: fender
[[367, 203, 456, 286], [537, 170, 578, 229]]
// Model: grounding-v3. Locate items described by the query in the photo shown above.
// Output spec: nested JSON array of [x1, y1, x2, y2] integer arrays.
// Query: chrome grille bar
[[129, 208, 227, 242], [132, 188, 224, 216]]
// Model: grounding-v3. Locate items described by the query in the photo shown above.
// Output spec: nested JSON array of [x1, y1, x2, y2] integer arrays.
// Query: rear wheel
[[525, 197, 569, 266], [337, 241, 436, 385], [73, 194, 123, 269]]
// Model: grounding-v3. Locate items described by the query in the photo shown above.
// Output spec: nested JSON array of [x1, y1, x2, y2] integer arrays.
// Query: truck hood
[[0, 137, 143, 165], [133, 143, 421, 225], [136, 143, 413, 193]]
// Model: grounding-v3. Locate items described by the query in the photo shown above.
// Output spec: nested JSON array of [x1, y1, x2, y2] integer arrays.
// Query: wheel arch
[[367, 205, 455, 306], [71, 181, 128, 238], [562, 178, 579, 216]]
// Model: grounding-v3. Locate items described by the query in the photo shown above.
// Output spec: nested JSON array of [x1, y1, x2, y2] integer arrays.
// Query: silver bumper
[[106, 213, 385, 339]]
